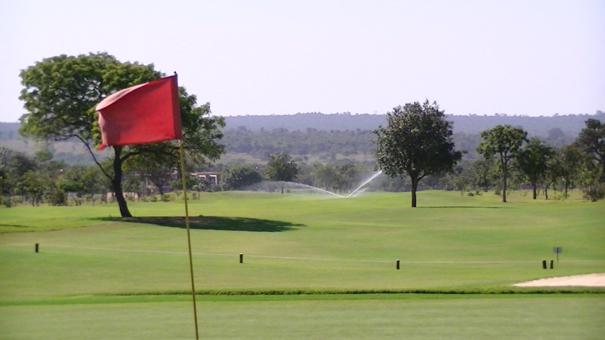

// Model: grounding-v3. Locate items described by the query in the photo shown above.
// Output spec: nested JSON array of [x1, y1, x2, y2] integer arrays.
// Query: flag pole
[[178, 139, 200, 340]]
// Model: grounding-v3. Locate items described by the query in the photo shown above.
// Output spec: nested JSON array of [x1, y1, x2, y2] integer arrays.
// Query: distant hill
[[224, 111, 604, 136], [2, 112, 603, 164], [4, 111, 603, 137]]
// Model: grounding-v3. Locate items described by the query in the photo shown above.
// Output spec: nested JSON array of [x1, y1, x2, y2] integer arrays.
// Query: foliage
[[446, 160, 477, 195], [312, 163, 362, 192], [222, 110, 604, 136], [265, 153, 298, 182], [18, 53, 224, 216], [472, 158, 497, 192], [576, 118, 604, 180], [125, 153, 176, 195], [221, 165, 263, 190], [551, 145, 584, 197], [18, 171, 48, 206], [61, 165, 107, 196], [574, 119, 605, 200], [517, 138, 554, 199], [375, 101, 461, 207], [478, 125, 527, 202], [46, 183, 67, 206]]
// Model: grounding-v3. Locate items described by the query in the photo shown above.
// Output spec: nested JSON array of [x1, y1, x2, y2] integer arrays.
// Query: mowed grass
[[0, 191, 604, 338], [1, 191, 604, 298], [1, 294, 604, 339]]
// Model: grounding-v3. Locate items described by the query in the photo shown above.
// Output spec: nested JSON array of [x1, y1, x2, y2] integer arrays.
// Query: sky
[[0, 0, 603, 122]]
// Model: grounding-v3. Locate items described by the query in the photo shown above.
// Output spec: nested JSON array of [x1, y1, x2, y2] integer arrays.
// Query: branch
[[72, 134, 113, 180], [120, 145, 177, 163]]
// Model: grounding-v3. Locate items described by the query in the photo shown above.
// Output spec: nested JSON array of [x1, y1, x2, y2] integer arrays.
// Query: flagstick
[[178, 140, 200, 340]]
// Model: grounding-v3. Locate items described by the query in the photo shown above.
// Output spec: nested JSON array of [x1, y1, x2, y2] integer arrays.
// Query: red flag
[[96, 75, 181, 150]]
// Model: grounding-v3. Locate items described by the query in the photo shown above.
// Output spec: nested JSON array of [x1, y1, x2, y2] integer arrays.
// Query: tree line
[[2, 114, 603, 209]]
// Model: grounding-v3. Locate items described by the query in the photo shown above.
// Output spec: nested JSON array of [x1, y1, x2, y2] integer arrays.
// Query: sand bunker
[[514, 273, 605, 287]]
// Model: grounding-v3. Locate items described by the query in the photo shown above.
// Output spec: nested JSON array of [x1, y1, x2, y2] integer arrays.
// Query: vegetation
[[221, 111, 604, 136], [265, 153, 299, 193], [221, 165, 263, 190], [575, 119, 605, 201], [517, 138, 554, 199], [2, 294, 603, 339], [2, 120, 604, 207], [478, 125, 527, 202], [18, 53, 224, 217], [376, 101, 461, 207], [576, 118, 605, 179]]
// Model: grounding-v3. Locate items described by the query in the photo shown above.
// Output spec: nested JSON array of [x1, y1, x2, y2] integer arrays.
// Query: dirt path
[[514, 273, 605, 287]]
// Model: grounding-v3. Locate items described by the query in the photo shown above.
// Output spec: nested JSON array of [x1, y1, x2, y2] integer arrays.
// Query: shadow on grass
[[97, 216, 304, 232], [417, 206, 508, 209], [0, 223, 33, 228]]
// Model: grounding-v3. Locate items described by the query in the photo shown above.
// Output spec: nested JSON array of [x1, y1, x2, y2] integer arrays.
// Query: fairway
[[1, 191, 604, 338]]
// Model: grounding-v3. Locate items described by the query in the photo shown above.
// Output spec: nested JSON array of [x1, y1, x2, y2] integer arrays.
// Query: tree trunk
[[564, 180, 568, 198], [411, 177, 418, 208], [502, 160, 508, 203], [112, 147, 132, 217], [544, 184, 549, 200], [532, 182, 537, 200]]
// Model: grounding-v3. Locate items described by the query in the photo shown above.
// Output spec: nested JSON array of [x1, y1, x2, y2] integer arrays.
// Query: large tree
[[375, 101, 461, 207], [478, 125, 527, 203], [19, 53, 224, 216], [517, 138, 554, 199]]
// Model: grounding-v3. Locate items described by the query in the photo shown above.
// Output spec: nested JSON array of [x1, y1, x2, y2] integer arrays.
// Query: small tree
[[448, 161, 475, 195], [221, 165, 263, 190], [517, 138, 554, 199], [19, 170, 48, 206], [313, 163, 341, 192], [478, 125, 527, 202], [125, 153, 176, 195], [265, 153, 298, 193], [574, 119, 605, 200], [472, 158, 497, 192], [554, 145, 584, 198], [576, 119, 605, 177], [375, 101, 461, 207]]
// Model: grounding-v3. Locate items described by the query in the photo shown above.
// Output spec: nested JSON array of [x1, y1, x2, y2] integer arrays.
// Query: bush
[[47, 188, 66, 206], [583, 183, 605, 202], [161, 193, 175, 202], [2, 196, 12, 208], [221, 165, 263, 190]]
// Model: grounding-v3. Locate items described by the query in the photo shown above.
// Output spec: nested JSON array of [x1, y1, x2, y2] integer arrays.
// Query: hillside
[[224, 111, 604, 135], [1, 112, 603, 164]]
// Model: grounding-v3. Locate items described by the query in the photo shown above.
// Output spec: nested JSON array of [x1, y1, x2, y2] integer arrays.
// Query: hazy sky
[[1, 0, 603, 122]]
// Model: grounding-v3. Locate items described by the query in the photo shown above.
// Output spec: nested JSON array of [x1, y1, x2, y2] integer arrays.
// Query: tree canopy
[[576, 119, 605, 180], [265, 153, 298, 193], [375, 101, 461, 207], [517, 138, 554, 199], [478, 125, 527, 202]]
